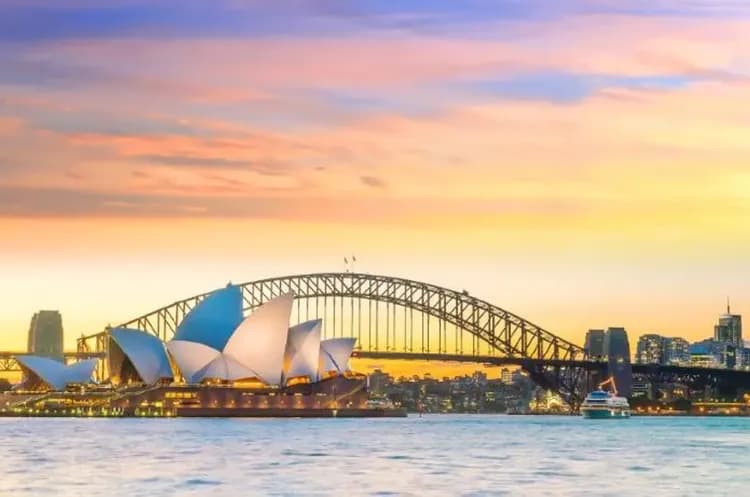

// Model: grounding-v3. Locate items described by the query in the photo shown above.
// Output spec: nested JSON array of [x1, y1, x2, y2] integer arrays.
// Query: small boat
[[581, 377, 631, 419]]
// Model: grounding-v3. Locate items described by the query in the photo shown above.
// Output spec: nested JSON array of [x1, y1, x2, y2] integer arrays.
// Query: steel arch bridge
[[80, 272, 584, 359], [77, 272, 589, 405]]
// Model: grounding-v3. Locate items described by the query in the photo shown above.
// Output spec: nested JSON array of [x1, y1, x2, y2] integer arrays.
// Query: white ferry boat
[[580, 377, 631, 419], [580, 390, 631, 419]]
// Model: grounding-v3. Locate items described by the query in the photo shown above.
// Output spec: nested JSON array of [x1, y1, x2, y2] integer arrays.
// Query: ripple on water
[[1, 416, 749, 497], [179, 478, 223, 488], [281, 449, 329, 457]]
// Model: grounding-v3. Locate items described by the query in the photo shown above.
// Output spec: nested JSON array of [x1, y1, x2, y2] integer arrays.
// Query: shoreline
[[0, 406, 407, 418]]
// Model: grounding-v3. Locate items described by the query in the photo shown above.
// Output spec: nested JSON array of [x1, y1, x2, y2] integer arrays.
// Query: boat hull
[[581, 408, 631, 419]]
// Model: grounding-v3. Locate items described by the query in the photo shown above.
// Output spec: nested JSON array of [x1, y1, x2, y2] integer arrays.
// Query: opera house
[[4, 286, 400, 418]]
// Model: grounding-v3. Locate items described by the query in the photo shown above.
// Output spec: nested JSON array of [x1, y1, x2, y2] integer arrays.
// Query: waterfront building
[[501, 368, 513, 384], [319, 338, 356, 379], [108, 287, 356, 388], [368, 369, 391, 396], [27, 310, 64, 360], [635, 334, 690, 366], [171, 283, 244, 351], [528, 390, 568, 414], [688, 339, 738, 369], [168, 291, 286, 385], [714, 302, 742, 348], [284, 319, 323, 384], [724, 345, 738, 369], [169, 293, 297, 385], [739, 348, 750, 370], [16, 355, 97, 391], [604, 327, 632, 397], [108, 327, 174, 386], [663, 337, 690, 365], [631, 380, 654, 400], [17, 287, 358, 396], [636, 334, 664, 364], [3, 287, 388, 418], [584, 329, 605, 360]]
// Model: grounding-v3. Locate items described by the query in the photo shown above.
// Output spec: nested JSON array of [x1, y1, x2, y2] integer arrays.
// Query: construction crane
[[598, 376, 619, 396]]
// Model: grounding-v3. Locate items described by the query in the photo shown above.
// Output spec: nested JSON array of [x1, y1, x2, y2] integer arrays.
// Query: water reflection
[[0, 416, 748, 496]]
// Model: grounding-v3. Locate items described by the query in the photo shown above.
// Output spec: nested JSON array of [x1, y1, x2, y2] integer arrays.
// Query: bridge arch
[[83, 272, 582, 362]]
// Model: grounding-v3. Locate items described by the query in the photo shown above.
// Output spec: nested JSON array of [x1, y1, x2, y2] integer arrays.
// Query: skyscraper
[[636, 334, 664, 364], [663, 337, 690, 365], [500, 368, 513, 385], [27, 310, 64, 360], [714, 301, 742, 347], [604, 327, 632, 397], [584, 329, 605, 360]]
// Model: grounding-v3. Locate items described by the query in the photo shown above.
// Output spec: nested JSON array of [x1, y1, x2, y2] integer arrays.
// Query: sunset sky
[[1, 1, 749, 356]]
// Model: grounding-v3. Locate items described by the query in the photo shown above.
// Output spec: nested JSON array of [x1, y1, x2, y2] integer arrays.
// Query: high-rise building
[[714, 301, 742, 348], [604, 327, 632, 397], [631, 380, 654, 400], [500, 368, 513, 385], [723, 345, 738, 369], [584, 329, 605, 360], [689, 340, 720, 368], [739, 348, 750, 370], [663, 337, 690, 365], [368, 369, 391, 396], [635, 334, 691, 365], [636, 334, 664, 364], [688, 338, 738, 369], [27, 310, 64, 360]]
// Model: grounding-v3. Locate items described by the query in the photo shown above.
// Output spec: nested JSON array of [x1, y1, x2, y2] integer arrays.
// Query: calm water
[[0, 415, 747, 496]]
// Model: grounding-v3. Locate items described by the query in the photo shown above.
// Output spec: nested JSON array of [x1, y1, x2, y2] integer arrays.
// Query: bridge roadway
[[353, 351, 750, 382], [351, 351, 603, 369], [0, 350, 596, 372]]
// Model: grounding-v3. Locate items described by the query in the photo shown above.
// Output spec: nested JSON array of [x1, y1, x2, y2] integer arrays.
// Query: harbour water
[[1, 415, 747, 496]]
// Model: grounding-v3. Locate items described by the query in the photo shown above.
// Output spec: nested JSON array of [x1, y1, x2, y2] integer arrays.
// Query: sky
[[1, 0, 749, 355]]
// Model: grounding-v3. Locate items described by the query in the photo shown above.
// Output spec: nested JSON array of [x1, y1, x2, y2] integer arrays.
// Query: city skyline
[[2, 1, 750, 352]]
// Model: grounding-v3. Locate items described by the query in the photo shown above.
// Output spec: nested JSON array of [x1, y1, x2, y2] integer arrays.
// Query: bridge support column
[[521, 361, 593, 412]]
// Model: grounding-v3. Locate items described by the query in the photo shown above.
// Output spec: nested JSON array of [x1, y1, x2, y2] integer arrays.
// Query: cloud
[[135, 154, 252, 169], [1, 2, 749, 242], [0, 1, 583, 43], [465, 72, 695, 103], [2, 1, 748, 44], [0, 184, 591, 223], [360, 175, 387, 189]]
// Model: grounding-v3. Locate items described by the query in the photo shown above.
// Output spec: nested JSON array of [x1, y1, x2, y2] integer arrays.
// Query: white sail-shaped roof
[[283, 319, 322, 383], [173, 285, 243, 351], [195, 354, 261, 382], [68, 359, 98, 381], [166, 340, 221, 384], [224, 293, 294, 386], [319, 338, 356, 376], [16, 355, 96, 391], [109, 328, 173, 385]]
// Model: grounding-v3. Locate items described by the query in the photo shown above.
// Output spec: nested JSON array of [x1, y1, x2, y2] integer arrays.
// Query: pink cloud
[[1, 11, 749, 229], [31, 14, 749, 100]]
